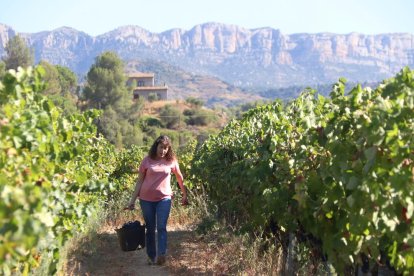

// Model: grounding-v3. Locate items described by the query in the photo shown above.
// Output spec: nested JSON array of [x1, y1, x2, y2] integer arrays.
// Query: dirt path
[[64, 229, 169, 276], [64, 225, 220, 276]]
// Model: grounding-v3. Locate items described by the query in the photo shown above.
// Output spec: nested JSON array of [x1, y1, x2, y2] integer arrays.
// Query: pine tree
[[83, 52, 143, 148], [83, 51, 129, 110], [3, 35, 34, 70], [0, 61, 5, 78]]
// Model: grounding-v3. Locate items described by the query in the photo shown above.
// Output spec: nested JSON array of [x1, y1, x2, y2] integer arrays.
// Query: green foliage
[[109, 145, 145, 198], [38, 60, 62, 95], [191, 67, 414, 274], [159, 104, 181, 128], [175, 140, 198, 190], [227, 100, 270, 119], [0, 61, 5, 78], [82, 51, 144, 148], [83, 51, 128, 110], [36, 62, 78, 115], [147, 93, 159, 102], [96, 106, 143, 148], [55, 65, 78, 94], [196, 129, 216, 145], [139, 115, 163, 129], [0, 65, 203, 274], [127, 79, 137, 89], [0, 66, 119, 274], [47, 93, 78, 116], [185, 108, 216, 126], [2, 35, 34, 70], [185, 96, 204, 108], [183, 108, 195, 116]]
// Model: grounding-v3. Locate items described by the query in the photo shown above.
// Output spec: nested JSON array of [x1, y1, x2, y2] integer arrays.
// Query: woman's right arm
[[127, 172, 145, 209]]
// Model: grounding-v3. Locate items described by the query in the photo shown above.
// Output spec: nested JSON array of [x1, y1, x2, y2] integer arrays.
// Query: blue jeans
[[140, 198, 172, 260]]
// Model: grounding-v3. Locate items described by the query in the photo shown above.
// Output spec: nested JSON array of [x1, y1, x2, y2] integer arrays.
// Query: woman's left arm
[[174, 162, 188, 205]]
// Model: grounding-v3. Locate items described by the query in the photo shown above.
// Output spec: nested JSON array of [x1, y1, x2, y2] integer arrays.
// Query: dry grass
[[167, 225, 285, 275], [142, 100, 188, 115], [166, 194, 287, 275], [58, 192, 328, 276], [58, 193, 203, 275]]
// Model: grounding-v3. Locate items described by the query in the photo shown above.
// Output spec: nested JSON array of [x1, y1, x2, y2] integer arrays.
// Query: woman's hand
[[181, 195, 189, 206], [124, 202, 135, 210]]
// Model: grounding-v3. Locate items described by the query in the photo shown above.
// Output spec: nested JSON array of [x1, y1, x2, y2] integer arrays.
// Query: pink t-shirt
[[138, 156, 180, 202]]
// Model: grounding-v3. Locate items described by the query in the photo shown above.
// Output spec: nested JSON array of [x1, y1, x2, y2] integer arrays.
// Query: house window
[[138, 80, 145, 87]]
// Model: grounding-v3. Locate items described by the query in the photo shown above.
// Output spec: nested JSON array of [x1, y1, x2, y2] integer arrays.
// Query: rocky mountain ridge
[[0, 22, 413, 88]]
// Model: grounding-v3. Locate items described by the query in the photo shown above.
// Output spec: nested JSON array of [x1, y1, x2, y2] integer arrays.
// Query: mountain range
[[1, 22, 413, 103]]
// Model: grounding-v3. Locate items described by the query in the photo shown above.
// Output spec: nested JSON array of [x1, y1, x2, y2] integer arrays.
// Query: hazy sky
[[1, 0, 413, 36]]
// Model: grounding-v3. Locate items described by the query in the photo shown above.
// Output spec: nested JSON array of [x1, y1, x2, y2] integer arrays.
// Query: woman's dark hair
[[149, 135, 176, 161]]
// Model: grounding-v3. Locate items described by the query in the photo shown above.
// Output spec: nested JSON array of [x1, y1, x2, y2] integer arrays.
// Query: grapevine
[[192, 67, 414, 274]]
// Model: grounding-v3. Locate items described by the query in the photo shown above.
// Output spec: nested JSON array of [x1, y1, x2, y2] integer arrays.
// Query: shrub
[[185, 97, 204, 108], [147, 93, 159, 102], [186, 109, 215, 126], [159, 104, 181, 129]]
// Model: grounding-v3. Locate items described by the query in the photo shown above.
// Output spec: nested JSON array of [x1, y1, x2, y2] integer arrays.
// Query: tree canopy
[[56, 65, 78, 94], [38, 60, 61, 95], [2, 35, 34, 70], [83, 51, 128, 110], [82, 51, 142, 148], [0, 61, 5, 78], [37, 61, 79, 114]]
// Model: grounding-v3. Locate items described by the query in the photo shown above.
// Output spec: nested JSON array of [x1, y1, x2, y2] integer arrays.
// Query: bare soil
[[63, 224, 225, 276]]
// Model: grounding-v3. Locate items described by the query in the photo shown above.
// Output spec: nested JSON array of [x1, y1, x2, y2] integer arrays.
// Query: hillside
[[140, 99, 228, 128], [1, 22, 413, 90], [126, 60, 264, 107]]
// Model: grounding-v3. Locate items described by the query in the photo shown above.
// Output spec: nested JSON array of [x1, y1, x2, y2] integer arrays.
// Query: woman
[[127, 135, 187, 265]]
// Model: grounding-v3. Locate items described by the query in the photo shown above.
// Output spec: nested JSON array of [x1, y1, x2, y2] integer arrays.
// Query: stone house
[[127, 73, 168, 100]]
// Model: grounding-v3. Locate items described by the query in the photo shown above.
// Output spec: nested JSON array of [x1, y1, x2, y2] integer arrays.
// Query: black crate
[[116, 220, 145, 251]]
